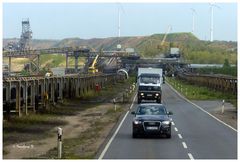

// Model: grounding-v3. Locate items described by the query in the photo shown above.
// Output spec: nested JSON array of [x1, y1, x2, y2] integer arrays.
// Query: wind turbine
[[190, 8, 196, 33], [118, 7, 121, 38], [209, 3, 220, 42], [116, 3, 125, 50], [117, 3, 125, 38]]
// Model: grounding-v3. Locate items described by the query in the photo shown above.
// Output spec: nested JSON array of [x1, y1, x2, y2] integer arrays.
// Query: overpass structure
[[3, 47, 135, 73], [3, 73, 124, 117]]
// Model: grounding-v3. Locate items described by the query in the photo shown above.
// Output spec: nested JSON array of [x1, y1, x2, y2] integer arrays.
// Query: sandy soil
[[3, 102, 117, 159]]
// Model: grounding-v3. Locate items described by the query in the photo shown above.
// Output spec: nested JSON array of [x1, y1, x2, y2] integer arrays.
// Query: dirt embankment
[[3, 79, 136, 159]]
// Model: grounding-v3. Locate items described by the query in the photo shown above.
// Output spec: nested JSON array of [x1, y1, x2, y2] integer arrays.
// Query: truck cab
[[137, 70, 162, 104]]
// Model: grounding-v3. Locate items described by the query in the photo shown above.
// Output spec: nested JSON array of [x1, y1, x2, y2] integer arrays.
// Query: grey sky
[[3, 3, 238, 41]]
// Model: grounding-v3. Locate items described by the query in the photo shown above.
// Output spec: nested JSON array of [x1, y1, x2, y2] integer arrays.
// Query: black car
[[131, 103, 173, 138]]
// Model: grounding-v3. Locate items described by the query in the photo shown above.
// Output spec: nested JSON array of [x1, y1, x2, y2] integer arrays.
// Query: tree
[[223, 59, 230, 68]]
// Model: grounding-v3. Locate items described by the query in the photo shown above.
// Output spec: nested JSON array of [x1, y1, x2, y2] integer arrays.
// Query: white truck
[[137, 67, 163, 104], [169, 48, 180, 58], [51, 67, 66, 76]]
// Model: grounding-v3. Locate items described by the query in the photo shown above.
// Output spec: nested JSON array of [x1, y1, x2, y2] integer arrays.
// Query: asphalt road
[[98, 84, 237, 159]]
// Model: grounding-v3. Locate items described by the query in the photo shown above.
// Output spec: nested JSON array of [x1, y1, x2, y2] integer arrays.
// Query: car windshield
[[136, 105, 167, 115]]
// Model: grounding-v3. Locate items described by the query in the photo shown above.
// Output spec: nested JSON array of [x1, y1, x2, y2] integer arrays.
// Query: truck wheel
[[138, 99, 141, 104], [157, 98, 161, 103]]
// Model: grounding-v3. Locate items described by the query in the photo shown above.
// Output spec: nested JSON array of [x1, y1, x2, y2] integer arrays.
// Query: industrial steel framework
[[19, 18, 32, 50]]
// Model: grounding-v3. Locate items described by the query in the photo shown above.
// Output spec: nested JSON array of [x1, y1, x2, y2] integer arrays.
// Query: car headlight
[[155, 93, 159, 96], [133, 120, 142, 124], [162, 121, 170, 125], [140, 93, 144, 96]]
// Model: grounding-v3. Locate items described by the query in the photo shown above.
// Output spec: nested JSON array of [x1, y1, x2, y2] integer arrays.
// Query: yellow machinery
[[157, 25, 172, 53], [45, 68, 53, 77], [88, 54, 99, 74]]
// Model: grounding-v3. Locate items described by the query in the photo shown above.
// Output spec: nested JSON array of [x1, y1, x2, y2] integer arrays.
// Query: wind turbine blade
[[116, 2, 125, 14], [209, 3, 221, 9], [190, 8, 196, 13], [119, 3, 125, 14], [213, 4, 221, 9]]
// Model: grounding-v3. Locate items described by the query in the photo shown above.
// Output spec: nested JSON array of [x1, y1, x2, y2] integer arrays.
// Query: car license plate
[[147, 126, 158, 130], [147, 94, 152, 97]]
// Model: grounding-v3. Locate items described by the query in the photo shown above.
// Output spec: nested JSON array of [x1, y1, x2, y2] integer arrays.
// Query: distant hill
[[3, 32, 237, 64], [3, 38, 59, 49]]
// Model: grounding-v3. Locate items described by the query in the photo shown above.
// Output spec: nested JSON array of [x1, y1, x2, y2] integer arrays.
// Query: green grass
[[39, 54, 85, 68], [195, 66, 237, 77], [79, 75, 136, 102], [167, 77, 237, 108]]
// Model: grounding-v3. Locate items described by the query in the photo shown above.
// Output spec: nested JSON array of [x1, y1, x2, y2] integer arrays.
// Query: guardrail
[[177, 72, 237, 95]]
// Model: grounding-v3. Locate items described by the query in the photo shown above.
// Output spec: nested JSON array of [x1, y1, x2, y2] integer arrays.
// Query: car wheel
[[166, 129, 171, 138], [166, 133, 171, 138], [132, 132, 137, 138]]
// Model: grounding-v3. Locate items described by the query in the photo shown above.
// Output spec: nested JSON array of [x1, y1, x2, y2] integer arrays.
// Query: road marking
[[167, 82, 237, 132], [171, 121, 175, 126], [182, 142, 187, 149], [188, 153, 194, 160], [130, 94, 137, 110], [98, 93, 137, 159], [178, 134, 182, 139], [174, 127, 178, 132]]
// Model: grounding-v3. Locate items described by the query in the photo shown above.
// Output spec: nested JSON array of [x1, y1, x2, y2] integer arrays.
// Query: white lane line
[[174, 127, 178, 132], [98, 93, 137, 159], [178, 134, 183, 139], [130, 94, 137, 110], [188, 153, 194, 160], [166, 82, 237, 132], [171, 121, 175, 126], [182, 142, 187, 149]]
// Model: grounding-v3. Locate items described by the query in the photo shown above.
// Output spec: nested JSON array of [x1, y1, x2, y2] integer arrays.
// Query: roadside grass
[[41, 102, 99, 116], [3, 75, 136, 158], [167, 77, 237, 108], [34, 76, 136, 159], [3, 114, 68, 146], [195, 66, 237, 77], [38, 104, 125, 159], [79, 75, 136, 102]]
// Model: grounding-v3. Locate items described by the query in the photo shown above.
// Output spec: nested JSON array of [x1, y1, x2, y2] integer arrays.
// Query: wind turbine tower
[[209, 3, 220, 42], [118, 7, 121, 38], [190, 8, 196, 33], [117, 3, 124, 50]]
